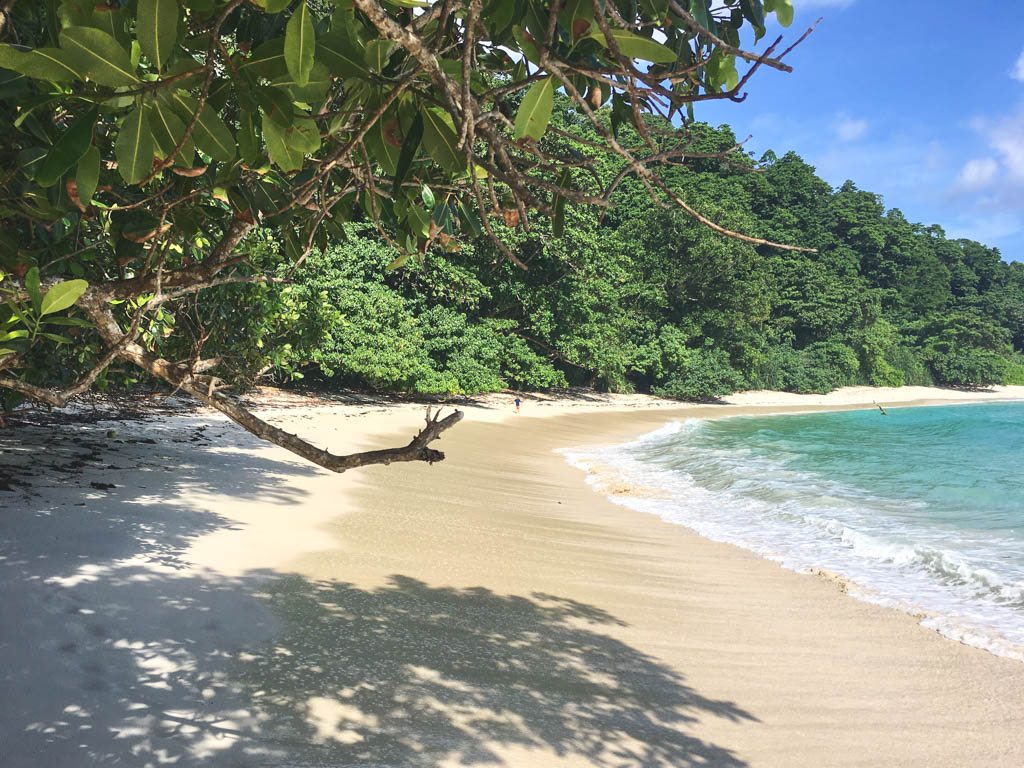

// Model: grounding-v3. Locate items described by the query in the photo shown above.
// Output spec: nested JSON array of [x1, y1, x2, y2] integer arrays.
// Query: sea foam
[[559, 403, 1024, 662]]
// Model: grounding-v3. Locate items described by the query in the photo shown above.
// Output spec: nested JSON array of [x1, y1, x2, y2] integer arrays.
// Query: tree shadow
[[2, 567, 756, 767], [0, 415, 317, 766], [1, 416, 757, 767], [233, 574, 757, 767]]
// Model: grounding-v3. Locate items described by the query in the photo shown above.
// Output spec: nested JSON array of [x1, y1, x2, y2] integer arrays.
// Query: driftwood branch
[[65, 293, 464, 473]]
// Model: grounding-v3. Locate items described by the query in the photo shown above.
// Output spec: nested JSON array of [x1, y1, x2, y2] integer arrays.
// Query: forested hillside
[[188, 119, 1024, 401], [2, 0, 1020, 416]]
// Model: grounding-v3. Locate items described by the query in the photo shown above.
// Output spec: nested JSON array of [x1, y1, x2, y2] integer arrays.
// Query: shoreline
[[280, 386, 1024, 764], [2, 385, 1024, 765], [558, 400, 1024, 664]]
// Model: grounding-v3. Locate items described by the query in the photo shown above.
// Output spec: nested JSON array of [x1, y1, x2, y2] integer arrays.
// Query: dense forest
[[3, 0, 1022, 418], [182, 118, 1024, 401]]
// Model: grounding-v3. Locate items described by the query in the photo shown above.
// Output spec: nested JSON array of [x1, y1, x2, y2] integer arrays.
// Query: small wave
[[559, 415, 1024, 663]]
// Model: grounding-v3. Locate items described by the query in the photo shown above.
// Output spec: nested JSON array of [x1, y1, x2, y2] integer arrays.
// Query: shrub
[[927, 348, 1009, 388], [886, 346, 932, 386], [653, 347, 744, 401]]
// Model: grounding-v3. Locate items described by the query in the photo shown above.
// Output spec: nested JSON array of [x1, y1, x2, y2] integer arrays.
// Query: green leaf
[[406, 204, 430, 238], [114, 107, 154, 184], [272, 61, 331, 103], [590, 29, 678, 64], [688, 0, 715, 32], [165, 91, 236, 162], [40, 279, 88, 316], [6, 300, 32, 328], [740, 0, 765, 28], [0, 45, 80, 82], [420, 106, 464, 173], [317, 30, 367, 78], [513, 76, 554, 140], [14, 97, 62, 129], [386, 253, 411, 271], [486, 0, 518, 38], [420, 184, 435, 209], [261, 115, 296, 170], [137, 0, 179, 71], [243, 39, 289, 79], [39, 331, 74, 344], [36, 108, 96, 188], [720, 55, 739, 91], [148, 99, 195, 167], [93, 6, 128, 46], [59, 27, 138, 86], [366, 121, 399, 174], [262, 114, 320, 172], [511, 26, 540, 66], [238, 110, 259, 165], [773, 0, 794, 27], [41, 316, 92, 327], [705, 49, 739, 91], [458, 200, 483, 238], [364, 39, 393, 72], [392, 111, 423, 195], [285, 0, 316, 87], [76, 146, 101, 206], [25, 267, 42, 314]]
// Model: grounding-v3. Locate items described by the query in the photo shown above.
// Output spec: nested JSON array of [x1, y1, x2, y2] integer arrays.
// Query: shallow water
[[562, 402, 1024, 660]]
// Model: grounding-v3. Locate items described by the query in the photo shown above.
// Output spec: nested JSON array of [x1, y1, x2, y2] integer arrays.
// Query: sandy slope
[[2, 386, 1024, 767]]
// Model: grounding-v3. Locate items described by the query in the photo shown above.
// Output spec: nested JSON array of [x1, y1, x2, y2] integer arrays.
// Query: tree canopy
[[0, 0, 811, 470], [195, 136, 1022, 405]]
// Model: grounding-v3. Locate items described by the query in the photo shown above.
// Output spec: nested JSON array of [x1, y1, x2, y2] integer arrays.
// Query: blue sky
[[695, 0, 1024, 261]]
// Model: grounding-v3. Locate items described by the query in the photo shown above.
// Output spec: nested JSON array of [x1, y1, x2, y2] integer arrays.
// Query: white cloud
[[835, 115, 868, 142], [956, 157, 999, 190], [1013, 50, 1024, 82], [972, 106, 1024, 182], [945, 214, 1024, 248]]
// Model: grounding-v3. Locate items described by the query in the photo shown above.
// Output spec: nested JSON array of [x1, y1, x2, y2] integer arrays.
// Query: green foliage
[[1005, 354, 1024, 386], [514, 77, 555, 141], [0, 0, 1021, 409], [928, 349, 1008, 389], [886, 347, 933, 387], [1, 0, 782, 411], [653, 347, 744, 402], [213, 229, 568, 396]]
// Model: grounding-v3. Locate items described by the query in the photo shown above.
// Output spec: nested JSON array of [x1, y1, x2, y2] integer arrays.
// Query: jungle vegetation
[[1, 0, 1020, 470]]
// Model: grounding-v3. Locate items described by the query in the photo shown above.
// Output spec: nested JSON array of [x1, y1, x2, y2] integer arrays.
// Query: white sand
[[2, 385, 1024, 766]]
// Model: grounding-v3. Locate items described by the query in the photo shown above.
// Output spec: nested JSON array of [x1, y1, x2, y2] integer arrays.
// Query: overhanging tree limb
[[0, 0, 818, 471], [74, 293, 464, 472]]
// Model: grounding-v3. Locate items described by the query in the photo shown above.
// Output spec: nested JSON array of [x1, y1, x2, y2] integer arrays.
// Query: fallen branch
[[73, 293, 464, 473]]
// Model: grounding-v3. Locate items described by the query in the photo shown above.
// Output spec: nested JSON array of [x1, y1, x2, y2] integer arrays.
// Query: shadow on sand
[[1, 418, 756, 767]]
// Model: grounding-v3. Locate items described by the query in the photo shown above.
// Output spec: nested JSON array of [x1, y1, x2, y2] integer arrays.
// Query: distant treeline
[[175, 120, 1024, 401]]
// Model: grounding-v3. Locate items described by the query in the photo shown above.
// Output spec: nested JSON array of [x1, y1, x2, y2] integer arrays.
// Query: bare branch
[[75, 294, 464, 472]]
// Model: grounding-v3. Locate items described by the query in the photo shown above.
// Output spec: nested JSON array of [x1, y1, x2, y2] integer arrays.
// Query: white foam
[[559, 419, 1024, 663]]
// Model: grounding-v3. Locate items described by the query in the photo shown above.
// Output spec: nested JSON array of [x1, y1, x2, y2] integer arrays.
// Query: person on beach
[[513, 396, 521, 413]]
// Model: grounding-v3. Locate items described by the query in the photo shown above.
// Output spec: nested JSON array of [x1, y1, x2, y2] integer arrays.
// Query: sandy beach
[[3, 385, 1024, 767]]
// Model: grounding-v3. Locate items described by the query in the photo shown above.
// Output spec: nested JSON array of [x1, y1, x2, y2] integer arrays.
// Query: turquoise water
[[563, 402, 1024, 660]]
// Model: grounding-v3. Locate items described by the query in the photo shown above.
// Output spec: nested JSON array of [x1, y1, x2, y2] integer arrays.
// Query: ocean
[[562, 402, 1024, 661]]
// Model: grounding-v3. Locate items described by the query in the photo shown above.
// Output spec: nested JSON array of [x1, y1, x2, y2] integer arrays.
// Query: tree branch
[[74, 294, 464, 472]]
